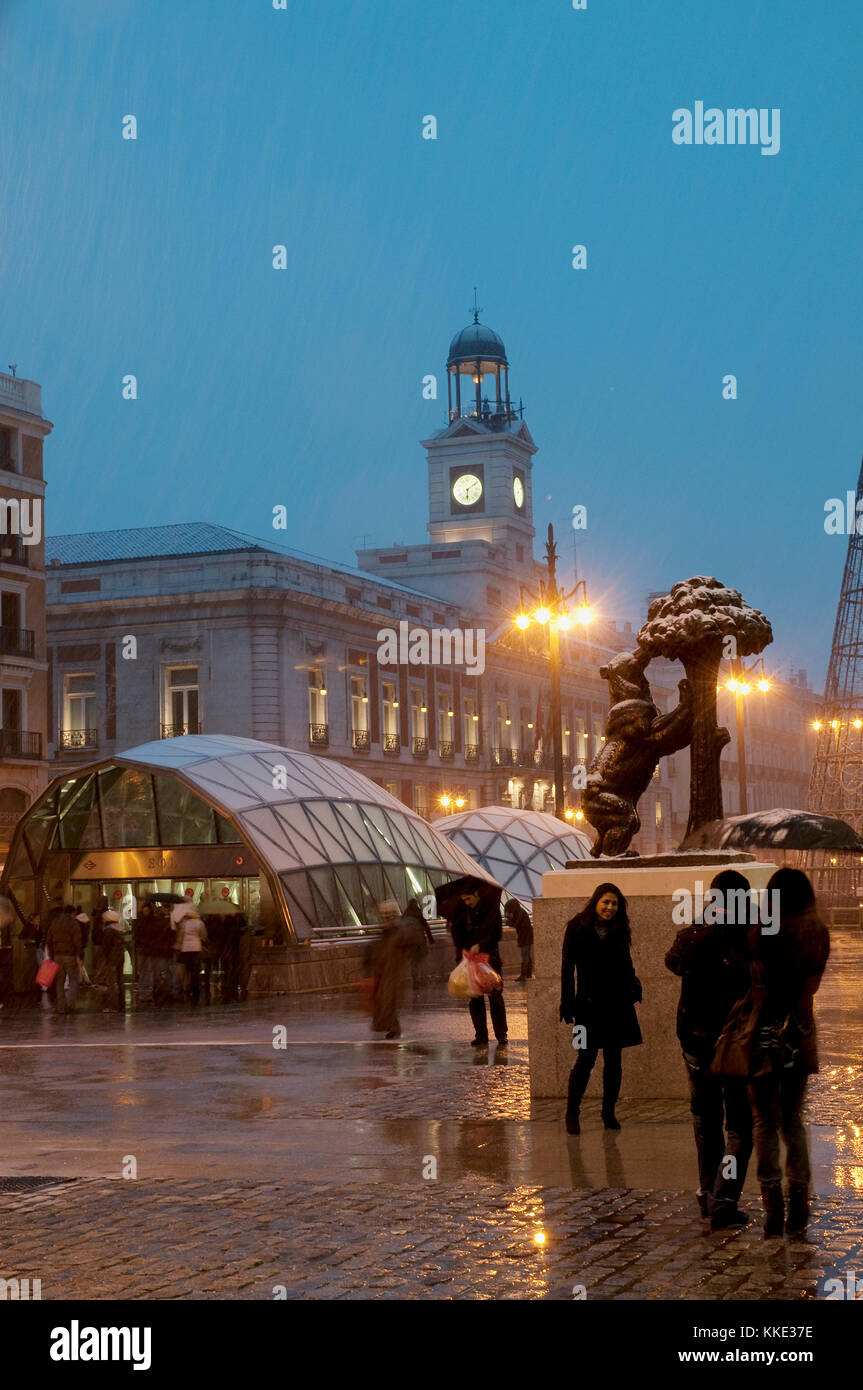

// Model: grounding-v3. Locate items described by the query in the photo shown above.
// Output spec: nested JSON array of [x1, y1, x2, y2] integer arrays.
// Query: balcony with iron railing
[[160, 721, 202, 739], [353, 729, 371, 752], [411, 736, 429, 758], [0, 729, 42, 759], [0, 626, 35, 659], [309, 723, 329, 748], [383, 733, 400, 755], [59, 728, 99, 752], [447, 401, 525, 430], [0, 537, 31, 568], [438, 740, 454, 761], [464, 743, 479, 762]]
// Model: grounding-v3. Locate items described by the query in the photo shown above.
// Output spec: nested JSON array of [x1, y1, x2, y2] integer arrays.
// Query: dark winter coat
[[45, 913, 82, 959], [665, 921, 751, 1063], [102, 925, 126, 970], [749, 906, 830, 1075], [560, 918, 643, 1050], [449, 896, 503, 970]]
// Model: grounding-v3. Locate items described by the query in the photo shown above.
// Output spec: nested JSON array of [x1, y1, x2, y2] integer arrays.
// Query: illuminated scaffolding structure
[[805, 458, 863, 905]]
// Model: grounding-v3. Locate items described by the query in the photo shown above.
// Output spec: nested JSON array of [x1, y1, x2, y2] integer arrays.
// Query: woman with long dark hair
[[560, 882, 643, 1133], [748, 868, 829, 1237]]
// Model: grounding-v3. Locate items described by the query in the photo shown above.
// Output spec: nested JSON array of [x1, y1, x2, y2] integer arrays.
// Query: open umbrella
[[679, 809, 863, 853], [198, 899, 241, 916], [434, 875, 503, 918]]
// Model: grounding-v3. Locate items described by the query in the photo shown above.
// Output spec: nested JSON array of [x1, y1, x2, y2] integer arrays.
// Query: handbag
[[709, 964, 765, 1078], [36, 959, 58, 988]]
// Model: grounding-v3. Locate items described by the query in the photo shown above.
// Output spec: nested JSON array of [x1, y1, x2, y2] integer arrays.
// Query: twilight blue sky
[[2, 0, 861, 687]]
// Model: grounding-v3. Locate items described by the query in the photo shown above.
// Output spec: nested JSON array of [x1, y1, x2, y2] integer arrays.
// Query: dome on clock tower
[[447, 320, 508, 370], [446, 299, 518, 426]]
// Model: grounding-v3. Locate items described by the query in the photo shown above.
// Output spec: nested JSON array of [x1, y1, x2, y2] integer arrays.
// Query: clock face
[[513, 476, 525, 509], [452, 473, 483, 506]]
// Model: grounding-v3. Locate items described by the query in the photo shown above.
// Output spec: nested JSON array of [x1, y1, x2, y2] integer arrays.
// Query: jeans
[[137, 954, 156, 1002], [179, 951, 202, 1002], [567, 1044, 622, 1115], [53, 956, 79, 1013], [749, 1066, 811, 1190], [684, 1054, 752, 1207], [468, 987, 507, 1042]]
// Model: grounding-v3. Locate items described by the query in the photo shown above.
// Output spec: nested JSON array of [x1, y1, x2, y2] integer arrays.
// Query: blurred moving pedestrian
[[560, 882, 642, 1134], [443, 882, 507, 1048], [402, 897, 434, 990], [504, 899, 534, 982], [134, 902, 158, 1004], [748, 868, 830, 1238], [19, 911, 44, 995], [149, 906, 176, 1005], [171, 903, 208, 1004], [45, 903, 84, 1014], [665, 869, 754, 1229], [101, 910, 126, 1012], [221, 913, 243, 1001], [89, 896, 110, 992], [364, 900, 408, 1038]]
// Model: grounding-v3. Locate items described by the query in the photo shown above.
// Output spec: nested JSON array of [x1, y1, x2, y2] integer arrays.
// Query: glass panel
[[281, 870, 323, 935], [152, 774, 216, 845], [23, 806, 60, 864], [98, 768, 158, 847], [215, 811, 242, 844], [58, 773, 101, 850], [6, 838, 31, 877]]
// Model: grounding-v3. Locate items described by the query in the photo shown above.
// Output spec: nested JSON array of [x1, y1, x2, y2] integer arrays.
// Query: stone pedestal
[[527, 853, 779, 1100]]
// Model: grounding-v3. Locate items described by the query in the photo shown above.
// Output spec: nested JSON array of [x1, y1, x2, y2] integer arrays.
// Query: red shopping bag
[[464, 951, 502, 996], [36, 959, 58, 988], [357, 976, 376, 1013]]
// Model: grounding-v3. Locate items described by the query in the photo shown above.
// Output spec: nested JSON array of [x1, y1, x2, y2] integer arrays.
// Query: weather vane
[[470, 287, 482, 324]]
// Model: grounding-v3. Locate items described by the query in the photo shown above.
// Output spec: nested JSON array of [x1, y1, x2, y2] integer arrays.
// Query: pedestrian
[[44, 903, 84, 1014], [665, 869, 754, 1229], [443, 881, 507, 1048], [19, 911, 44, 996], [101, 910, 127, 1012], [402, 896, 434, 990], [89, 895, 110, 992], [504, 899, 534, 981], [171, 902, 208, 1003], [364, 900, 408, 1038], [747, 868, 830, 1238], [221, 914, 242, 1002], [148, 907, 176, 1005], [134, 902, 158, 1004], [560, 882, 642, 1133], [237, 915, 253, 1000]]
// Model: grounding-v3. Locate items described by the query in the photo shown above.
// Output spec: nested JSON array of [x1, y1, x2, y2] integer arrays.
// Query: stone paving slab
[[0, 1178, 860, 1301]]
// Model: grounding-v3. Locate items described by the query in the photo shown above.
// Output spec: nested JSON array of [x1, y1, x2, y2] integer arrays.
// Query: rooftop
[[45, 522, 452, 602]]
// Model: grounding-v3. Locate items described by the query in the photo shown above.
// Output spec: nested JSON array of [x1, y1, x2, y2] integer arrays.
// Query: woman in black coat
[[559, 882, 642, 1133], [747, 868, 830, 1237]]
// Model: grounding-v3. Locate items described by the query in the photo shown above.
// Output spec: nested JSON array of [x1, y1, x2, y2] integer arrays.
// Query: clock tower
[[427, 311, 536, 553], [357, 304, 539, 615]]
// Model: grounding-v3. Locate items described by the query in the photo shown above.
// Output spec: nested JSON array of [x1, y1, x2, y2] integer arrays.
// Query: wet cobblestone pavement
[[0, 934, 860, 1300]]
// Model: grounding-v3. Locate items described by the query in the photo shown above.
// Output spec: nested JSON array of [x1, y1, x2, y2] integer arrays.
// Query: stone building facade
[[0, 370, 51, 858]]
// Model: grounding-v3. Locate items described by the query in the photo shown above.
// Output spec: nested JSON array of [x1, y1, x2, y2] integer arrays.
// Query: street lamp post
[[513, 524, 593, 822], [722, 658, 770, 816]]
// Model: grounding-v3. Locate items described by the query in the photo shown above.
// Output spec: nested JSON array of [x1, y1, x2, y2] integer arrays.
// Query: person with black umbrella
[[438, 877, 507, 1048]]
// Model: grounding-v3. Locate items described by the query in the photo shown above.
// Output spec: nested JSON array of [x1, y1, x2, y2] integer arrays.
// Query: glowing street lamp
[[721, 657, 771, 815], [511, 524, 594, 821]]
